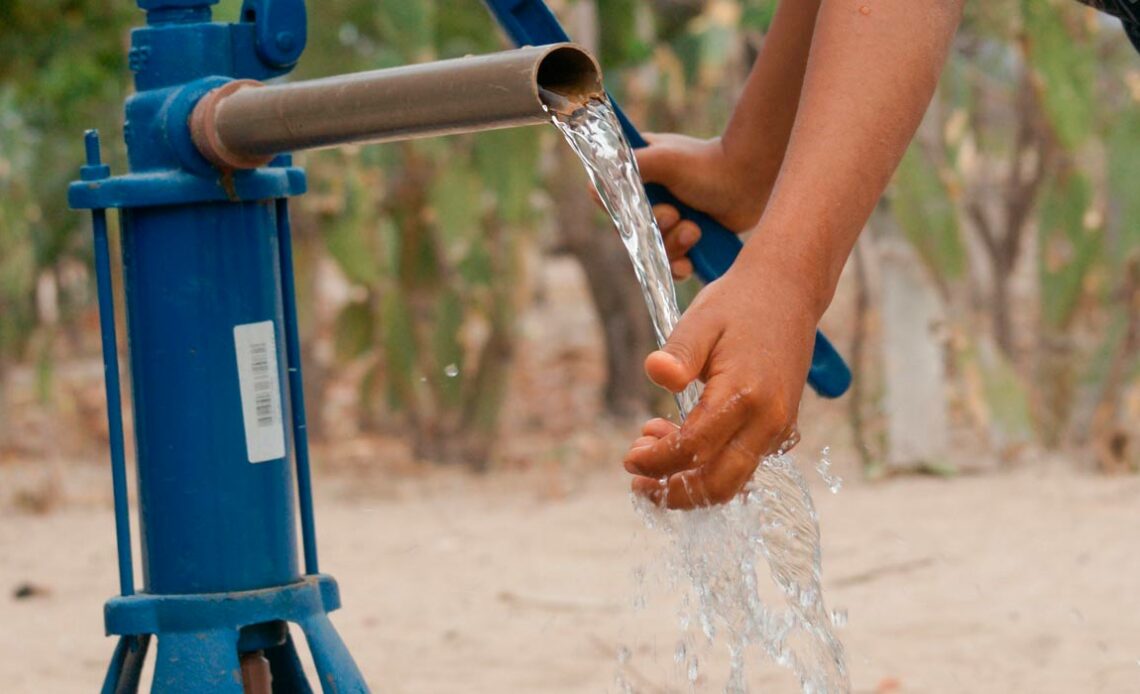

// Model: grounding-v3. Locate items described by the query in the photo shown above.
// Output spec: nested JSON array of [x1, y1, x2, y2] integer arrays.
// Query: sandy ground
[[1, 255, 1137, 692], [2, 461, 1139, 694]]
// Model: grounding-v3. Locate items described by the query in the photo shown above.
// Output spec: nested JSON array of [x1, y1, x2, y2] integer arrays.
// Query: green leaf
[[960, 337, 1035, 443], [1038, 169, 1102, 329], [333, 300, 376, 361], [381, 289, 418, 410], [429, 151, 482, 257], [473, 128, 539, 225], [432, 289, 465, 408], [1107, 110, 1140, 271], [321, 153, 388, 286], [598, 0, 648, 67], [373, 0, 436, 60], [741, 0, 779, 32], [1021, 0, 1096, 149], [890, 145, 966, 282], [458, 239, 495, 287], [436, 2, 501, 56]]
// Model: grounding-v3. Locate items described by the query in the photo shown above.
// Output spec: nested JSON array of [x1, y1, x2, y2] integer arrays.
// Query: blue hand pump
[[70, 1, 367, 691]]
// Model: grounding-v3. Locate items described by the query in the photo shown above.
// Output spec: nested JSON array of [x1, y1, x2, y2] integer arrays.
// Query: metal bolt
[[81, 130, 111, 182], [84, 130, 102, 166], [275, 31, 295, 53]]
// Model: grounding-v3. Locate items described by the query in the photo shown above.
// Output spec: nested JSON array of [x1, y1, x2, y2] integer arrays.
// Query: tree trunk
[[1087, 259, 1140, 470], [847, 239, 877, 475], [991, 254, 1015, 358], [459, 300, 515, 472], [878, 227, 951, 472], [1035, 332, 1077, 450]]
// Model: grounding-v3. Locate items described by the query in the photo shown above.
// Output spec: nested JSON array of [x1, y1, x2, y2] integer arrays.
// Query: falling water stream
[[544, 92, 849, 693]]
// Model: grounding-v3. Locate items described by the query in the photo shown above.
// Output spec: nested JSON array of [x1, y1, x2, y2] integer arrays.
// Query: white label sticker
[[233, 321, 286, 463]]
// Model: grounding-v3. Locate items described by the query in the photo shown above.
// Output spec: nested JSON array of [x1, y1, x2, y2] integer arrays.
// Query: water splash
[[546, 94, 848, 692], [816, 446, 843, 494]]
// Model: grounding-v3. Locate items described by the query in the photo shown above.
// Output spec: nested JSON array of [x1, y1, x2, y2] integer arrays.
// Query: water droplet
[[687, 655, 699, 683], [816, 450, 843, 494], [674, 641, 686, 664], [700, 611, 716, 641], [616, 645, 631, 664], [443, 363, 459, 378], [614, 673, 634, 694], [830, 608, 848, 628]]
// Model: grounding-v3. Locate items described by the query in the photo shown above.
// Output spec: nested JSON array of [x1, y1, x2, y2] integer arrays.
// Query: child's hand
[[637, 133, 766, 232], [651, 204, 701, 280], [637, 134, 770, 281], [622, 251, 819, 510]]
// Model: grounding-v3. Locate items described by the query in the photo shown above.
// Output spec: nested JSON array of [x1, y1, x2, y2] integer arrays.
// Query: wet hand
[[622, 256, 819, 510]]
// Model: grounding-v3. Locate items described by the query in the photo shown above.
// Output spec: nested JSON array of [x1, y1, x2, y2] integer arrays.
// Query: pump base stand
[[99, 575, 367, 693]]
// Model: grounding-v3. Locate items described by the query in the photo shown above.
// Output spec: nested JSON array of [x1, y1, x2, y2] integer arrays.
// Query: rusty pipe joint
[[190, 44, 602, 170]]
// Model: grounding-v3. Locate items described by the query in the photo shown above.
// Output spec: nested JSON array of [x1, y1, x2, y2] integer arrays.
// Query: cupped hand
[[622, 255, 819, 509]]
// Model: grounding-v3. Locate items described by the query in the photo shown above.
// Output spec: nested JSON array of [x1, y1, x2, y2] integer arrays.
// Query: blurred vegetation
[[1, 0, 1138, 472], [0, 0, 134, 439], [886, 0, 1140, 470], [284, 0, 546, 466]]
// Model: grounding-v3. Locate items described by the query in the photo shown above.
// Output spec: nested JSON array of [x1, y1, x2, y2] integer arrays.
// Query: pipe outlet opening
[[536, 45, 604, 114]]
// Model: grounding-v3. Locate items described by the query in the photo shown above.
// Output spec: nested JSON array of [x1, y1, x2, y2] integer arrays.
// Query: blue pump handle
[[482, 0, 851, 398]]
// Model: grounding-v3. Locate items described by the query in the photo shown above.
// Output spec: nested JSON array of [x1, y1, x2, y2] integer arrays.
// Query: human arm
[[643, 0, 822, 278], [627, 0, 965, 509]]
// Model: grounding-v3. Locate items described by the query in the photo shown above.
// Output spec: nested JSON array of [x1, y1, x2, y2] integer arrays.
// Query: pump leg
[[264, 632, 314, 694], [297, 615, 369, 693], [152, 629, 244, 693], [101, 635, 151, 694]]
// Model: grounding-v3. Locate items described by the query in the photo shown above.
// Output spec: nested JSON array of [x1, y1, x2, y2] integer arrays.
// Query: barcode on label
[[249, 342, 275, 427], [234, 321, 286, 463]]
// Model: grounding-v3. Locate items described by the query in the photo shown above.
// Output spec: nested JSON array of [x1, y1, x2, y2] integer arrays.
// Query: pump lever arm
[[482, 0, 851, 398]]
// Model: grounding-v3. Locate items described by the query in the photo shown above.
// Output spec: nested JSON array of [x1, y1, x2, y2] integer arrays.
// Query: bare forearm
[[722, 0, 822, 208], [742, 0, 964, 317]]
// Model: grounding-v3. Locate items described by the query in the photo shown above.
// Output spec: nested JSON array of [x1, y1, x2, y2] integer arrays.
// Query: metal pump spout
[[191, 43, 602, 169]]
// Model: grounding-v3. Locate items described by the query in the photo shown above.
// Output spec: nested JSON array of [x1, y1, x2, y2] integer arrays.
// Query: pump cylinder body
[[123, 200, 299, 594]]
